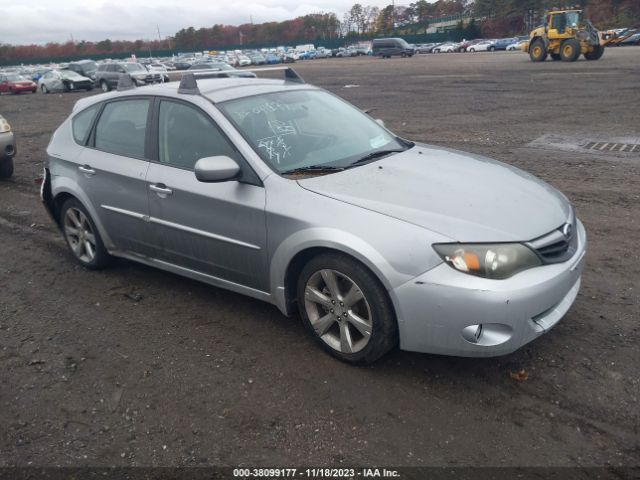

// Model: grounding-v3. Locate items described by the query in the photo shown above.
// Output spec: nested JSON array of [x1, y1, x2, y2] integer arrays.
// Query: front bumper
[[0, 131, 16, 161], [391, 219, 587, 357]]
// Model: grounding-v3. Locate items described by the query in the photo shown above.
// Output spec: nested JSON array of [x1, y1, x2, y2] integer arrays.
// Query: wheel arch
[[48, 178, 115, 249], [270, 229, 406, 317]]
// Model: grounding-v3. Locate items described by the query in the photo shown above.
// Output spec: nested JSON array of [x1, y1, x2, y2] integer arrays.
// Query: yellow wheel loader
[[523, 10, 612, 62]]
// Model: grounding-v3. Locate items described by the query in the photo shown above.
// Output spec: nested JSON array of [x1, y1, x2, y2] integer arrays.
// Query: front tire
[[100, 80, 110, 92], [60, 198, 111, 269], [0, 158, 14, 179], [297, 253, 398, 364], [560, 38, 581, 62], [41, 84, 49, 93]]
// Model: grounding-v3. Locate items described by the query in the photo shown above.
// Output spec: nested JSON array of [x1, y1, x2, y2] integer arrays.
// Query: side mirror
[[194, 156, 241, 183], [375, 118, 386, 128]]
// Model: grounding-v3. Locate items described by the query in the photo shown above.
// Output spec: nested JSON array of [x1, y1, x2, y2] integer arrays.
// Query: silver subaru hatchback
[[42, 69, 586, 364]]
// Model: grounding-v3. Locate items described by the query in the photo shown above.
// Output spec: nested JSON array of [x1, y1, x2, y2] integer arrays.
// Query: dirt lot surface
[[0, 49, 638, 469]]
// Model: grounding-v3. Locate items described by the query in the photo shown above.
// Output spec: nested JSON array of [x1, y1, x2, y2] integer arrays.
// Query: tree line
[[1, 0, 638, 64]]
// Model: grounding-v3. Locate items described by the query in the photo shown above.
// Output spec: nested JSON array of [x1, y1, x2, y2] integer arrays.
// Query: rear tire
[[0, 158, 14, 179], [60, 198, 111, 269], [584, 45, 604, 60], [296, 253, 398, 364], [529, 39, 548, 62], [560, 38, 581, 62]]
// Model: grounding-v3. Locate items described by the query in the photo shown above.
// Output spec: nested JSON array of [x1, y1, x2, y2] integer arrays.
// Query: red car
[[0, 73, 37, 94]]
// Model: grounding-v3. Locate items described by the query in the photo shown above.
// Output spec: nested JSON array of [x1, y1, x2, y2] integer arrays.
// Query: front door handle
[[149, 183, 173, 196], [78, 165, 96, 175]]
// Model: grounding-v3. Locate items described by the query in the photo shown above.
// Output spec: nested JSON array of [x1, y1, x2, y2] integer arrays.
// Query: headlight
[[433, 243, 541, 279], [0, 119, 11, 133]]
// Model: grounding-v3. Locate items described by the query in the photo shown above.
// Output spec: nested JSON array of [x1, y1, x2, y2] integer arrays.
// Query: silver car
[[42, 69, 586, 364]]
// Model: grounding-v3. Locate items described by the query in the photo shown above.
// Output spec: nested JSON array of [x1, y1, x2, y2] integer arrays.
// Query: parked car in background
[[0, 73, 37, 94], [67, 60, 98, 81], [433, 42, 459, 53], [95, 62, 162, 92], [0, 114, 15, 178], [38, 70, 94, 93], [265, 54, 281, 64], [468, 40, 496, 52], [507, 40, 528, 51], [372, 38, 415, 58], [620, 32, 640, 45], [172, 61, 192, 70], [42, 70, 586, 364], [237, 55, 252, 66], [415, 43, 437, 53], [146, 64, 171, 82], [187, 62, 257, 78], [458, 39, 485, 52], [31, 69, 51, 82], [248, 54, 266, 65], [492, 38, 519, 51]]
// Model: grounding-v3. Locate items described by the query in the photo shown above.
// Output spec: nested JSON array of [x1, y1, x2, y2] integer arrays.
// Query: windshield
[[219, 90, 405, 173], [81, 61, 97, 73], [123, 63, 145, 72], [64, 71, 83, 78], [566, 11, 580, 27]]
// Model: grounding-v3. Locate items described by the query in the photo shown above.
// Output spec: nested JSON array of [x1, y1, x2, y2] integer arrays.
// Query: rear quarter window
[[94, 99, 150, 158], [72, 104, 100, 145]]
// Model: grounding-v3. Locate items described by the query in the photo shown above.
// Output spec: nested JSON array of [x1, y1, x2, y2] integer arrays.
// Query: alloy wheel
[[304, 269, 372, 354], [64, 207, 97, 263]]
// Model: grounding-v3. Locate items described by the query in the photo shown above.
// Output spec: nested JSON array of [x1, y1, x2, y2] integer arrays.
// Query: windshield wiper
[[281, 165, 345, 175], [347, 148, 406, 168]]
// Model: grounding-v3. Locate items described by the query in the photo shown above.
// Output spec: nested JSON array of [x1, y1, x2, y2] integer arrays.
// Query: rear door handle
[[78, 165, 96, 175], [149, 183, 173, 196]]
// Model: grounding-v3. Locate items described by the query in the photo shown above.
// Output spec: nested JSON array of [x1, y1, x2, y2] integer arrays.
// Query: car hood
[[297, 144, 571, 242]]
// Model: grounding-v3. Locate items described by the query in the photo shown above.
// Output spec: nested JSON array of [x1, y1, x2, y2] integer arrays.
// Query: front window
[[219, 90, 406, 173], [566, 12, 580, 27], [83, 61, 97, 75], [7, 74, 25, 81]]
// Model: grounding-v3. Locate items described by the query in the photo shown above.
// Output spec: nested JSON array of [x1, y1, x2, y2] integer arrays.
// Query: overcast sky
[[1, 0, 401, 45]]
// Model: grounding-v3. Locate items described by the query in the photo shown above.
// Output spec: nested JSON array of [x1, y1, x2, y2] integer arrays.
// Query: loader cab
[[547, 10, 582, 37]]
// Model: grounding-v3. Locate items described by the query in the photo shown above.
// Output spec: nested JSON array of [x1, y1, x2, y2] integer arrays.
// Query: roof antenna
[[178, 73, 201, 95], [117, 74, 136, 91]]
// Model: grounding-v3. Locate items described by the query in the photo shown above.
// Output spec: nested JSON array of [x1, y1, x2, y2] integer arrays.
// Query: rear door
[[145, 98, 268, 291], [75, 97, 158, 256]]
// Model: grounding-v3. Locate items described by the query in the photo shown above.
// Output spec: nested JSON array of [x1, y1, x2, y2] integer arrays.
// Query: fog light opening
[[462, 324, 483, 344], [461, 323, 513, 347], [474, 324, 483, 343]]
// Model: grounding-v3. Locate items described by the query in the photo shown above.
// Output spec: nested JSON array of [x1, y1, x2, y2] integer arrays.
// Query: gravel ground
[[0, 48, 638, 469]]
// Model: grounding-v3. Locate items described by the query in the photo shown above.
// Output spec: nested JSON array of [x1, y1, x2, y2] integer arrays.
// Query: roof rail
[[117, 74, 136, 91], [177, 66, 305, 96]]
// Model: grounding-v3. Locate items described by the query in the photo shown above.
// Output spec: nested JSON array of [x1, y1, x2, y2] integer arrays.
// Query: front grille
[[527, 220, 578, 265]]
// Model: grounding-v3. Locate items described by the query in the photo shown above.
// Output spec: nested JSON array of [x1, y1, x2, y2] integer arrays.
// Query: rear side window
[[158, 100, 237, 170], [72, 104, 100, 145], [95, 99, 150, 158]]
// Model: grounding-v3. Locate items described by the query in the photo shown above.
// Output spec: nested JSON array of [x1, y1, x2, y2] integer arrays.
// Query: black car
[[94, 62, 162, 92], [172, 61, 192, 70], [67, 60, 98, 81]]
